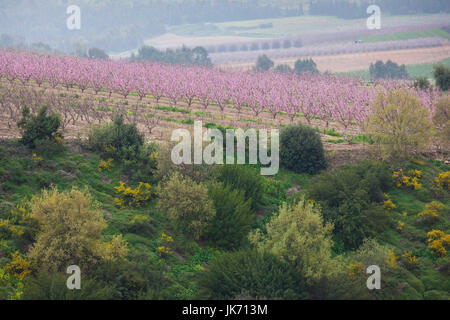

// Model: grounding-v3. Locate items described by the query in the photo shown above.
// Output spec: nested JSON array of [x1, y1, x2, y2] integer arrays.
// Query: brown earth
[[216, 44, 450, 72]]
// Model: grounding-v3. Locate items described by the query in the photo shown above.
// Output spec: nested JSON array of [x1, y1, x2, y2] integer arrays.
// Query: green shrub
[[87, 114, 144, 161], [206, 183, 254, 250], [156, 172, 215, 240], [214, 165, 264, 210], [22, 270, 115, 300], [366, 89, 433, 162], [17, 106, 61, 148], [307, 161, 391, 250], [433, 64, 450, 91], [197, 250, 307, 300], [280, 124, 327, 174]]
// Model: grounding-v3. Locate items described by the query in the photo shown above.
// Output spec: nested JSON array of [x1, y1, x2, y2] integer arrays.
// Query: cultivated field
[[216, 44, 450, 72]]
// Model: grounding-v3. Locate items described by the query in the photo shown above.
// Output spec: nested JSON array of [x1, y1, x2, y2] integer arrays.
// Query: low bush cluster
[[279, 124, 327, 174], [307, 161, 391, 249]]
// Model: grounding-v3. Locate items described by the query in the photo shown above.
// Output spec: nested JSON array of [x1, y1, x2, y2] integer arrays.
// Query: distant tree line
[[256, 55, 319, 75], [369, 60, 409, 80], [132, 45, 212, 67]]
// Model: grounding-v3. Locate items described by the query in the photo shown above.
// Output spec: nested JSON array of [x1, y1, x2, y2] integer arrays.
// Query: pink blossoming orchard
[[0, 49, 444, 145]]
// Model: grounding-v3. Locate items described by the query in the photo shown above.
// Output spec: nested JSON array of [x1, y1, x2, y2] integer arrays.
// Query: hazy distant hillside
[[1, 1, 449, 54]]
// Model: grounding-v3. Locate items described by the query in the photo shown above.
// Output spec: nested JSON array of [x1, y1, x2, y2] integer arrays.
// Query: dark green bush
[[17, 106, 61, 148], [87, 114, 144, 162], [22, 270, 115, 300], [307, 161, 391, 250], [280, 124, 327, 174], [206, 183, 254, 250], [433, 64, 450, 91], [214, 165, 264, 210], [88, 115, 144, 160], [197, 250, 308, 300]]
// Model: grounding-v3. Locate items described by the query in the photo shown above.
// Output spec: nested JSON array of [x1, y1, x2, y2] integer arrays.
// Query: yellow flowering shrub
[[157, 233, 174, 257], [114, 181, 151, 209], [410, 158, 425, 166], [0, 201, 36, 239], [396, 221, 405, 232], [31, 153, 43, 164], [388, 248, 398, 269], [427, 230, 450, 256], [401, 251, 417, 266], [130, 215, 150, 225], [0, 267, 24, 300], [348, 262, 365, 277], [150, 152, 159, 160], [435, 171, 450, 190], [383, 193, 396, 211], [54, 133, 63, 144], [392, 169, 422, 190], [416, 201, 444, 224], [98, 158, 114, 172], [6, 251, 32, 280]]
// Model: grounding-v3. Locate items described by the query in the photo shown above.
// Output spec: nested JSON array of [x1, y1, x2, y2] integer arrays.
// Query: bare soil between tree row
[[0, 78, 370, 169]]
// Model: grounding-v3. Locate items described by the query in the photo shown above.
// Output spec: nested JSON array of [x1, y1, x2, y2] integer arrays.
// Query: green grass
[[163, 14, 450, 39], [361, 28, 450, 43]]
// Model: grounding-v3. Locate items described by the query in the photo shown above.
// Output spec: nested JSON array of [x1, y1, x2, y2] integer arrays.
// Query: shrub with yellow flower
[[416, 201, 444, 224], [348, 262, 365, 277], [396, 221, 405, 232], [427, 230, 450, 257], [383, 193, 396, 211], [157, 233, 174, 257], [388, 248, 398, 269], [401, 251, 417, 266], [434, 171, 450, 190], [5, 251, 32, 281], [98, 158, 114, 172], [114, 181, 151, 209], [392, 169, 422, 190], [31, 153, 43, 165]]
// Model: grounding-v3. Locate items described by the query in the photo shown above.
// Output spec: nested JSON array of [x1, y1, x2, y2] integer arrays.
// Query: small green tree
[[17, 105, 61, 148], [255, 54, 274, 71], [88, 47, 109, 60], [366, 89, 433, 161], [249, 199, 336, 284], [214, 165, 264, 210], [280, 124, 327, 174], [433, 64, 450, 91], [206, 183, 254, 250], [87, 114, 144, 161], [370, 60, 408, 80], [294, 58, 318, 75], [307, 161, 391, 250], [27, 187, 128, 273], [197, 249, 307, 300], [156, 172, 215, 240]]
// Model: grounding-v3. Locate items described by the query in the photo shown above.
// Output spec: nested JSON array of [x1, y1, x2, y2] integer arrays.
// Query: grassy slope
[[0, 139, 449, 299]]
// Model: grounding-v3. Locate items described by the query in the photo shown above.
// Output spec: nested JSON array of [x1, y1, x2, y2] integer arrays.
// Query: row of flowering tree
[[0, 50, 442, 138]]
